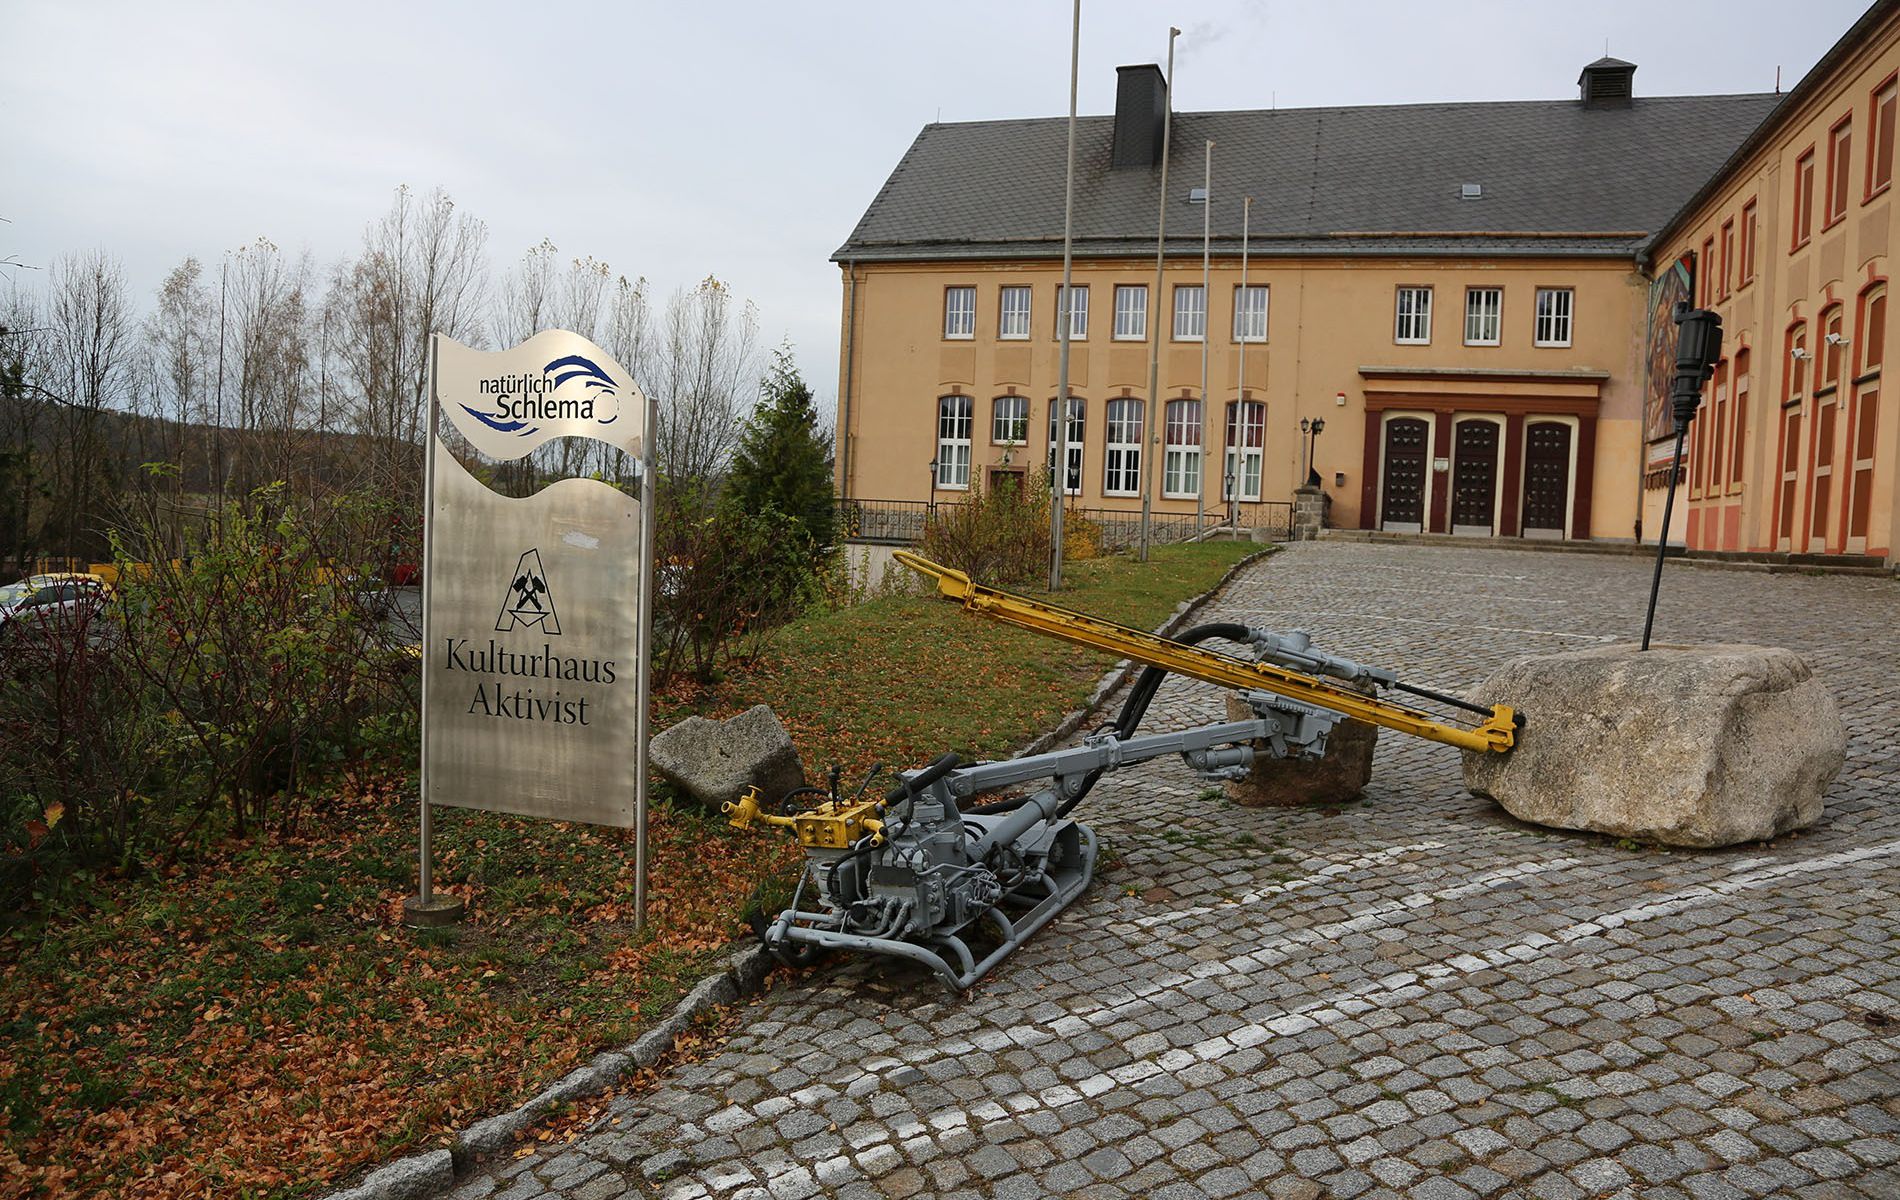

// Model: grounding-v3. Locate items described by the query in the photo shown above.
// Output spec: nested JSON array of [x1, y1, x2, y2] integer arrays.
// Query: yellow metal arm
[[893, 551, 1516, 754]]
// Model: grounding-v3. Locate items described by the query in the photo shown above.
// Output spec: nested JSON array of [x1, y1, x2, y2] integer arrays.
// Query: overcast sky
[[2, 1, 1873, 412]]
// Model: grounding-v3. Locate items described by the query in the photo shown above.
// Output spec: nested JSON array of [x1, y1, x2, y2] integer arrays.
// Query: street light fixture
[[927, 457, 940, 520], [1300, 417, 1328, 486]]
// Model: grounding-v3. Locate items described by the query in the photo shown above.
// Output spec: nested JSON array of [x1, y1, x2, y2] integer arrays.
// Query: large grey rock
[[1462, 643, 1845, 847], [1222, 689, 1377, 807], [650, 703, 806, 811]]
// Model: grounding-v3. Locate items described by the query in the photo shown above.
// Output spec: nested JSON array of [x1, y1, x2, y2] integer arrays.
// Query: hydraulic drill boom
[[893, 550, 1517, 755], [726, 551, 1519, 990]]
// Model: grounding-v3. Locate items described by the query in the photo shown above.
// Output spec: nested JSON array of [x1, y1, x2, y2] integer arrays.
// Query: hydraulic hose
[[962, 622, 1255, 820], [887, 752, 962, 805]]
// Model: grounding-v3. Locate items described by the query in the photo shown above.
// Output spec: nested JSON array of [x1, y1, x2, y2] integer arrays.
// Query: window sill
[[1866, 182, 1892, 204], [1112, 335, 1147, 343], [998, 334, 1030, 342], [1102, 490, 1139, 499], [1161, 492, 1199, 501], [1822, 214, 1846, 233], [1231, 338, 1268, 345], [1463, 340, 1500, 348], [1394, 339, 1431, 347], [1533, 341, 1575, 350], [1172, 336, 1206, 344], [943, 334, 974, 342], [1791, 238, 1812, 254]]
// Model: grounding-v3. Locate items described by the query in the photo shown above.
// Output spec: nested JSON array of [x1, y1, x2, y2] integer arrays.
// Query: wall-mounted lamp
[[1334, 391, 1347, 407], [1333, 471, 1346, 488]]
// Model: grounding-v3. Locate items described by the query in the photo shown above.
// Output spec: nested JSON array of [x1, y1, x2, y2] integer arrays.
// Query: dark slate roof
[[835, 93, 1783, 264]]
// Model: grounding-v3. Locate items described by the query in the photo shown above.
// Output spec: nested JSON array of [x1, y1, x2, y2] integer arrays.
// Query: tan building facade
[[1649, 0, 1900, 563], [837, 254, 1647, 539], [833, 20, 1900, 565]]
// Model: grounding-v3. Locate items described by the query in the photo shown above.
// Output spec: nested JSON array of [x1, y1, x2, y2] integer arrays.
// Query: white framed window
[[998, 286, 1031, 340], [1103, 398, 1143, 496], [935, 395, 972, 488], [1163, 398, 1203, 498], [1113, 285, 1147, 340], [1233, 285, 1269, 343], [1054, 284, 1088, 339], [1464, 287, 1501, 346], [943, 287, 975, 340], [1395, 287, 1432, 344], [1172, 285, 1206, 341], [1534, 288, 1574, 347], [992, 395, 1029, 445], [1047, 396, 1085, 493], [1223, 400, 1266, 501]]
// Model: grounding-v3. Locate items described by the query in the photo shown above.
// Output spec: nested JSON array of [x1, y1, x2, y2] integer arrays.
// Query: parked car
[[0, 573, 114, 643]]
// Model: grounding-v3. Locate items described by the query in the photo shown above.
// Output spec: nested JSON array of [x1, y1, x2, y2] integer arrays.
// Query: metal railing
[[835, 497, 1294, 547]]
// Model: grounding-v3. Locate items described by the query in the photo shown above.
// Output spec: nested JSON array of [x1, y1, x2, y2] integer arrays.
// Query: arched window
[[1730, 347, 1750, 488], [1707, 360, 1728, 496], [1047, 397, 1085, 494], [1163, 398, 1203, 499], [1813, 304, 1846, 544], [992, 396, 1029, 445], [1224, 400, 1266, 501], [1821, 304, 1845, 391], [1778, 323, 1807, 544], [1858, 284, 1887, 377], [935, 395, 972, 489], [1849, 284, 1886, 547], [1787, 322, 1809, 405], [1103, 399, 1143, 497]]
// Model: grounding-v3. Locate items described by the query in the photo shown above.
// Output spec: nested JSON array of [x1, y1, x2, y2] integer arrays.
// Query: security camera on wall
[[1825, 331, 1850, 347]]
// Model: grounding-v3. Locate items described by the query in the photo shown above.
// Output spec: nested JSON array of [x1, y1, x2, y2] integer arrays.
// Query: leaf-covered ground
[[0, 541, 1254, 1199]]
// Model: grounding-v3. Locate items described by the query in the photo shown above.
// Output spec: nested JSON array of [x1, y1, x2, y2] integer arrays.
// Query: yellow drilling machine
[[725, 551, 1518, 989]]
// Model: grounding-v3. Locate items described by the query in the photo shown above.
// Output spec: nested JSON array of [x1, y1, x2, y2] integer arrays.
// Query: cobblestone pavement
[[457, 543, 1900, 1200]]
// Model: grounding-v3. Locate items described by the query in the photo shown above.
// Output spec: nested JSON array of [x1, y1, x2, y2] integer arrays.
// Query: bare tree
[[42, 250, 134, 561], [646, 276, 760, 488], [142, 257, 215, 499], [223, 237, 317, 494], [491, 238, 559, 349], [327, 186, 487, 496], [0, 288, 46, 574]]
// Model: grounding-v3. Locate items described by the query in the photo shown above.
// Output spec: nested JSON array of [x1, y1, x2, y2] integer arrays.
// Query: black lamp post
[[927, 457, 940, 519], [1640, 305, 1723, 651], [1224, 467, 1236, 527], [1300, 417, 1326, 487]]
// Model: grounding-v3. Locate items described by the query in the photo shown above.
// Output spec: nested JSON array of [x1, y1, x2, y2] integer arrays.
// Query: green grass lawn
[[0, 539, 1256, 1200]]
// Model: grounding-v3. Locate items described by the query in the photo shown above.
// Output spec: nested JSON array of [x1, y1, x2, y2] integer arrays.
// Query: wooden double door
[[1380, 415, 1573, 537]]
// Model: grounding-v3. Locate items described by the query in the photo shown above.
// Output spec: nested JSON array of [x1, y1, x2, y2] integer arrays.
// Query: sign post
[[404, 330, 653, 928]]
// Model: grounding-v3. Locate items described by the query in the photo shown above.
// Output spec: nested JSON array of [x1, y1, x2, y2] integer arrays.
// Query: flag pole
[[1138, 26, 1180, 562], [1051, 0, 1081, 591]]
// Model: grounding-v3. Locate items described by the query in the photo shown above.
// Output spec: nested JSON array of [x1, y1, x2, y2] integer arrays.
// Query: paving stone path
[[456, 542, 1900, 1200]]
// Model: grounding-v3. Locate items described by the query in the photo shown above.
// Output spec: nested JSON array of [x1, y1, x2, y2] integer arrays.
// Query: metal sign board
[[421, 331, 653, 832]]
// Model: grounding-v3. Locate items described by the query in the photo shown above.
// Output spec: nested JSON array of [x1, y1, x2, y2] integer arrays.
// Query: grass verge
[[0, 539, 1255, 1199]]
